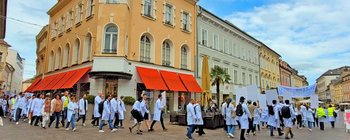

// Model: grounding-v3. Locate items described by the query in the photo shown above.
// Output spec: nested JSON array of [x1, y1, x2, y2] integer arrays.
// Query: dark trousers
[[77, 114, 86, 124], [31, 116, 42, 126], [61, 108, 67, 126], [319, 122, 324, 130], [240, 129, 246, 140], [49, 112, 61, 128], [150, 112, 166, 130], [330, 121, 335, 128], [247, 117, 255, 133], [314, 118, 319, 127], [91, 117, 100, 126], [192, 125, 205, 135], [297, 115, 302, 128], [113, 113, 119, 127], [15, 108, 22, 122]]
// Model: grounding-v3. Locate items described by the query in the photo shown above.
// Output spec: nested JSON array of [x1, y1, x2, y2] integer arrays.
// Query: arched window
[[162, 41, 172, 66], [84, 33, 92, 61], [63, 44, 70, 67], [49, 51, 54, 71], [73, 39, 80, 64], [103, 24, 118, 53], [181, 45, 188, 69], [140, 35, 151, 62], [55, 47, 62, 69]]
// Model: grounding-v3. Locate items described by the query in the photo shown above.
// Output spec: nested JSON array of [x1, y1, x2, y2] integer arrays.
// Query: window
[[182, 12, 189, 31], [181, 46, 188, 69], [249, 74, 252, 85], [55, 47, 62, 69], [255, 76, 259, 85], [107, 0, 118, 3], [164, 4, 173, 25], [143, 0, 153, 17], [140, 35, 151, 63], [51, 23, 57, 39], [213, 34, 218, 50], [224, 39, 228, 53], [75, 3, 83, 24], [84, 33, 92, 61], [242, 72, 246, 85], [59, 16, 64, 34], [162, 41, 171, 66], [234, 70, 238, 84], [201, 29, 208, 46], [63, 44, 70, 67], [87, 0, 94, 18], [73, 39, 80, 64], [66, 10, 73, 30], [103, 24, 118, 53], [49, 51, 54, 71]]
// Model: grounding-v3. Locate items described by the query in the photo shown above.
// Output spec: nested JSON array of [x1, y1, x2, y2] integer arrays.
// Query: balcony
[[90, 56, 132, 79]]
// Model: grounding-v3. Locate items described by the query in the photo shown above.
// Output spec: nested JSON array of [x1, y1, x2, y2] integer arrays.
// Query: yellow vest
[[63, 97, 69, 108], [317, 107, 325, 118], [328, 107, 334, 117]]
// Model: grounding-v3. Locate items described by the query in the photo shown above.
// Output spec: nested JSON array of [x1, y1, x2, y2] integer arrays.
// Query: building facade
[[291, 69, 308, 87], [329, 78, 343, 104], [259, 44, 280, 91], [342, 73, 350, 102], [4, 49, 24, 93], [280, 60, 292, 87], [0, 0, 10, 90], [29, 0, 199, 112], [196, 7, 260, 104]]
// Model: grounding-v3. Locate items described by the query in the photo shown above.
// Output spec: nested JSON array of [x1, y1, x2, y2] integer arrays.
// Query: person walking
[[110, 95, 118, 128], [140, 93, 150, 131], [295, 105, 302, 129], [305, 105, 315, 131], [61, 91, 70, 127], [129, 97, 144, 135], [237, 96, 251, 140], [260, 106, 269, 129], [149, 94, 167, 131], [316, 105, 326, 131], [224, 98, 237, 138], [117, 96, 126, 128], [268, 100, 284, 137], [41, 97, 51, 129], [246, 100, 256, 135], [99, 95, 118, 133], [77, 94, 88, 126], [327, 105, 336, 128], [300, 104, 307, 127], [221, 98, 228, 133], [65, 96, 78, 132], [253, 102, 261, 132], [48, 94, 62, 128], [92, 93, 104, 126], [186, 99, 196, 140], [30, 94, 44, 126], [15, 92, 26, 125], [27, 96, 34, 124], [193, 101, 205, 136], [281, 100, 295, 139]]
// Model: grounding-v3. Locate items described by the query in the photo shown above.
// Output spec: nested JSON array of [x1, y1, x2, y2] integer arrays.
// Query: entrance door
[[105, 79, 118, 97]]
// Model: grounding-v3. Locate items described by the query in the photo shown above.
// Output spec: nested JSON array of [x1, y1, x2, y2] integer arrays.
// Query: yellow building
[[291, 70, 308, 87], [28, 0, 200, 112], [330, 78, 343, 104], [259, 44, 281, 91], [0, 0, 10, 89]]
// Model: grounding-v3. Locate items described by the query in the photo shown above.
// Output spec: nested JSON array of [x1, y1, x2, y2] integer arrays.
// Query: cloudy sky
[[5, 0, 350, 84]]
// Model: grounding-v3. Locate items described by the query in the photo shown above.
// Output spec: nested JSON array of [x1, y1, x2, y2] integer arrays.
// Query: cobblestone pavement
[[0, 112, 349, 140]]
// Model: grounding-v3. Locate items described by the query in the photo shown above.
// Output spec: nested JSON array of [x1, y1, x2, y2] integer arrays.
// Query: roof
[[0, 39, 10, 47], [260, 43, 281, 57], [317, 66, 350, 81]]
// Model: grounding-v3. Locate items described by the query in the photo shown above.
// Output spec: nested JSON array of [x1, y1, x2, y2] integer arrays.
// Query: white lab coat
[[101, 101, 111, 121], [261, 108, 269, 123], [67, 102, 78, 122], [78, 98, 88, 115], [27, 98, 33, 115], [239, 103, 251, 129], [17, 97, 27, 110], [253, 108, 261, 125], [300, 105, 307, 121], [224, 104, 238, 125], [193, 103, 203, 125], [117, 99, 126, 120], [267, 105, 279, 127], [140, 100, 149, 117], [93, 96, 102, 117], [282, 104, 295, 128], [153, 99, 164, 121], [186, 103, 196, 125], [110, 98, 118, 118], [305, 108, 315, 122], [221, 102, 227, 116], [30, 98, 44, 116]]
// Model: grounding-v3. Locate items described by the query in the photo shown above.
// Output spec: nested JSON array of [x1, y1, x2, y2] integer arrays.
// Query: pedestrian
[[253, 102, 261, 132], [129, 97, 144, 135], [295, 105, 302, 129], [61, 91, 70, 127], [246, 100, 256, 135], [99, 95, 118, 133], [224, 98, 237, 138], [9, 96, 17, 122], [77, 93, 88, 126], [48, 94, 62, 128], [327, 105, 336, 128], [140, 93, 150, 131], [313, 108, 319, 127], [0, 96, 4, 126], [117, 96, 126, 128], [30, 94, 44, 126], [186, 99, 196, 140], [193, 100, 205, 136], [66, 96, 78, 132], [260, 106, 269, 129], [149, 94, 167, 131], [300, 104, 307, 127], [305, 105, 314, 131], [237, 96, 251, 140], [91, 93, 104, 126], [221, 98, 228, 133], [268, 100, 284, 137], [316, 105, 326, 131], [110, 95, 118, 128], [41, 97, 51, 129], [15, 92, 26, 125], [27, 96, 35, 124], [281, 100, 295, 139]]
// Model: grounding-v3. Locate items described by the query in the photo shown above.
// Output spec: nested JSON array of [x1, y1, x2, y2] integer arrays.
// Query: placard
[[266, 89, 278, 105], [310, 94, 319, 109], [258, 93, 267, 109]]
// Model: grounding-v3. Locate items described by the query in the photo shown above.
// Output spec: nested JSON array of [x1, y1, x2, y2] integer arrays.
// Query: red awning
[[179, 74, 202, 93], [160, 70, 187, 92], [25, 77, 41, 92], [32, 75, 57, 91], [136, 67, 168, 91], [61, 67, 91, 89], [51, 70, 77, 90], [45, 72, 67, 90]]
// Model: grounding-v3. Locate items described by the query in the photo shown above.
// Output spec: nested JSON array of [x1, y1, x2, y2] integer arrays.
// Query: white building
[[5, 49, 24, 93], [196, 7, 261, 104]]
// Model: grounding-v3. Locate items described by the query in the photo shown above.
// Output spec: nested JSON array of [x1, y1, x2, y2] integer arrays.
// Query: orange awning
[[179, 74, 202, 93], [32, 75, 57, 91], [46, 72, 67, 90], [61, 67, 91, 89], [25, 77, 41, 92], [51, 70, 77, 90], [160, 70, 187, 92], [136, 67, 168, 91]]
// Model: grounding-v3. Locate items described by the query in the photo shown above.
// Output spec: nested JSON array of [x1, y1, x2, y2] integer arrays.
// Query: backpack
[[281, 106, 291, 118], [235, 104, 243, 117], [268, 105, 274, 115], [333, 111, 337, 118], [98, 101, 105, 115]]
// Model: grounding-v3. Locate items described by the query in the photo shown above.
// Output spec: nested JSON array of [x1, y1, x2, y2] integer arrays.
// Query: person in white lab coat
[[149, 94, 167, 131], [221, 98, 228, 133], [91, 93, 104, 126], [110, 95, 118, 128], [140, 93, 150, 131], [186, 99, 196, 140], [77, 94, 88, 126], [30, 94, 44, 126], [192, 101, 205, 136], [99, 95, 118, 133], [253, 102, 261, 132], [224, 98, 238, 138], [15, 92, 26, 124], [117, 96, 126, 128], [260, 106, 269, 129], [282, 100, 295, 139], [305, 105, 315, 131], [129, 97, 144, 135], [238, 96, 251, 140], [300, 104, 307, 127], [65, 96, 78, 132], [268, 100, 284, 137]]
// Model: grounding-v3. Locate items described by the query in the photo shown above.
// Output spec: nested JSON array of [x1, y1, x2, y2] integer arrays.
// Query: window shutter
[[189, 13, 192, 32], [180, 10, 183, 29], [173, 6, 176, 26], [141, 0, 144, 15]]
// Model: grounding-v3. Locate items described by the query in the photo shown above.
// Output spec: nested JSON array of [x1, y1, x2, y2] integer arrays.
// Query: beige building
[[259, 44, 280, 91], [330, 78, 343, 104], [0, 0, 10, 90], [291, 69, 308, 87]]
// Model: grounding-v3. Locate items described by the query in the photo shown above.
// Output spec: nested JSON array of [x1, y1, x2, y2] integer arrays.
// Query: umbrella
[[201, 55, 211, 108]]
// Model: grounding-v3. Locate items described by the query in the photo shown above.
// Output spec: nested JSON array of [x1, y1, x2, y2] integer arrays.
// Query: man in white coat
[[117, 96, 126, 128], [149, 94, 167, 131], [91, 93, 104, 126], [238, 96, 251, 140], [268, 100, 284, 137], [193, 101, 205, 136], [282, 100, 295, 139], [77, 94, 88, 126], [15, 92, 26, 124], [110, 95, 118, 128], [140, 93, 150, 131], [99, 95, 117, 133], [30, 94, 44, 126], [186, 99, 197, 140]]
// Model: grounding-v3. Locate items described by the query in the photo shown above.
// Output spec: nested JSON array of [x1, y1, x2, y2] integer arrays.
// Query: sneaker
[[129, 127, 132, 133], [309, 129, 312, 132], [99, 130, 105, 133], [163, 128, 168, 131], [111, 129, 118, 133], [65, 128, 70, 131], [83, 123, 86, 127], [136, 132, 143, 135], [253, 132, 256, 135], [148, 128, 154, 132], [228, 133, 234, 138], [16, 122, 19, 125]]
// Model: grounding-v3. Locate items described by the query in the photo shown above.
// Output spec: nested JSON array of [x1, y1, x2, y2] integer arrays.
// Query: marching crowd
[[0, 92, 339, 140]]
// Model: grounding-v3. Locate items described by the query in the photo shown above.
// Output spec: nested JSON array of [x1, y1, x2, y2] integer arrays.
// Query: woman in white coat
[[253, 102, 261, 132], [149, 94, 167, 131], [305, 106, 315, 131], [140, 94, 150, 131], [260, 106, 268, 128], [238, 96, 250, 140], [65, 96, 78, 132], [193, 101, 205, 136], [99, 95, 117, 133], [30, 94, 44, 126], [77, 94, 88, 126], [91, 93, 103, 126], [117, 96, 126, 128], [186, 99, 197, 140], [224, 98, 238, 138], [268, 100, 284, 137]]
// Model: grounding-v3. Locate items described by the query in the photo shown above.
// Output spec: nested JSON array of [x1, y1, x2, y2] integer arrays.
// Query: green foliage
[[123, 96, 136, 105], [210, 65, 231, 86], [86, 95, 95, 104]]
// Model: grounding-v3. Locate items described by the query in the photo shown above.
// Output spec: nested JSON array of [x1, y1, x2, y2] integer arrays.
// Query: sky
[[5, 0, 350, 84]]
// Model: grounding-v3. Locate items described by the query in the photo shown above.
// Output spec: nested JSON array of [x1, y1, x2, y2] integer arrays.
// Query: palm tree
[[210, 65, 231, 105]]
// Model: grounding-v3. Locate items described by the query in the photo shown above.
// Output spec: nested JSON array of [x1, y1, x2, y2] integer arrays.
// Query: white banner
[[266, 89, 278, 105], [278, 84, 317, 98], [310, 94, 319, 108]]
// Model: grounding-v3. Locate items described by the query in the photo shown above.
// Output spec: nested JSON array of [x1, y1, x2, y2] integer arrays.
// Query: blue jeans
[[99, 120, 113, 130], [227, 125, 236, 134], [61, 108, 67, 125], [66, 114, 75, 129], [270, 125, 274, 133], [308, 121, 313, 129], [187, 125, 195, 139]]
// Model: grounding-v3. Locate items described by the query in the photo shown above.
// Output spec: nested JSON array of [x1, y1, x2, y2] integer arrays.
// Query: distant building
[[291, 69, 308, 87], [259, 43, 281, 91], [22, 78, 33, 92], [329, 78, 343, 104], [4, 49, 25, 94], [341, 69, 350, 102], [280, 60, 293, 87]]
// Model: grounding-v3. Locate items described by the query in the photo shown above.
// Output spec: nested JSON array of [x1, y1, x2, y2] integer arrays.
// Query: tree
[[210, 65, 231, 105]]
